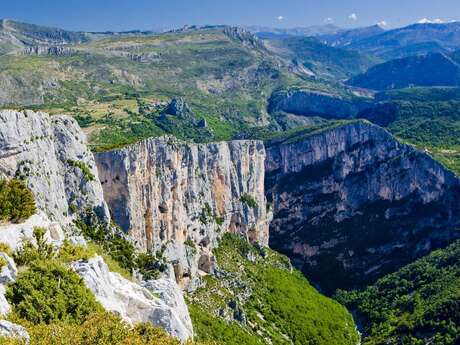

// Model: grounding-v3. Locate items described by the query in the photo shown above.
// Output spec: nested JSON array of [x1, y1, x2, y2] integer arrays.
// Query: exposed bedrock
[[265, 121, 460, 293]]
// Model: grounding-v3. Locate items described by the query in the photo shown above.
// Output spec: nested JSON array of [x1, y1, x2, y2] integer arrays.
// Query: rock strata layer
[[265, 121, 460, 292], [95, 137, 271, 285]]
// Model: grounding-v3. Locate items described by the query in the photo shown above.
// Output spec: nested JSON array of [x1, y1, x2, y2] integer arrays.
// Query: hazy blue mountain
[[347, 52, 460, 90]]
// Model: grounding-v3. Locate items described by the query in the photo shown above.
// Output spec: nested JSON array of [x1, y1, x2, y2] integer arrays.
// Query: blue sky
[[3, 0, 460, 31]]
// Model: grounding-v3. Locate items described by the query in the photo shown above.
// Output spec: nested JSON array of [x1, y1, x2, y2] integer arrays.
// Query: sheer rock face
[[0, 110, 110, 224], [72, 256, 194, 342], [95, 137, 271, 285], [268, 89, 371, 119], [265, 121, 460, 292]]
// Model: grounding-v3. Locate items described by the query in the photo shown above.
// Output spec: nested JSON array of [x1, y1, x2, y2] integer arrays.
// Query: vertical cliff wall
[[265, 121, 460, 293], [95, 137, 271, 285], [0, 110, 109, 225]]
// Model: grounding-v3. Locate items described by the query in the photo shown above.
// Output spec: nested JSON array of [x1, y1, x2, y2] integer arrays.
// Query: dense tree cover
[[0, 179, 36, 223], [336, 241, 460, 345], [189, 233, 359, 345]]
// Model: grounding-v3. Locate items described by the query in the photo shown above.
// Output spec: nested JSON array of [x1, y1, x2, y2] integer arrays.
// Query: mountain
[[248, 24, 341, 39], [317, 24, 386, 47], [347, 53, 460, 90], [347, 22, 460, 59], [262, 35, 380, 80]]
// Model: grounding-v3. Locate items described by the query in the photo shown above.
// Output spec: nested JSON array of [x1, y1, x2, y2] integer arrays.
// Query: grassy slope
[[188, 234, 359, 345], [336, 241, 460, 345]]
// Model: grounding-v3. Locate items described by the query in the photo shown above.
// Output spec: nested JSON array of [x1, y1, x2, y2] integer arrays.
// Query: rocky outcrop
[[265, 120, 460, 293], [268, 89, 371, 119], [0, 320, 29, 343], [0, 110, 109, 225], [0, 252, 16, 316], [95, 137, 270, 285], [71, 256, 193, 342]]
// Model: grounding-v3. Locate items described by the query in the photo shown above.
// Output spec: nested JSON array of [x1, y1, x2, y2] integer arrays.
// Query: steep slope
[[188, 233, 359, 345], [95, 136, 271, 287], [0, 110, 109, 224], [347, 53, 460, 90], [337, 240, 460, 345], [268, 88, 372, 119], [265, 121, 460, 293]]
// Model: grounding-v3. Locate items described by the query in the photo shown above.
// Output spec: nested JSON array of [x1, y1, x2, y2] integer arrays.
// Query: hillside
[[336, 241, 460, 345], [347, 53, 460, 90], [263, 36, 379, 80], [0, 22, 350, 151]]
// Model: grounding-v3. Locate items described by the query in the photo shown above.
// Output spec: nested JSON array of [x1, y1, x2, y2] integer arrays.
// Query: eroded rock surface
[[72, 256, 193, 342], [0, 110, 109, 224], [266, 121, 460, 292], [95, 137, 271, 285]]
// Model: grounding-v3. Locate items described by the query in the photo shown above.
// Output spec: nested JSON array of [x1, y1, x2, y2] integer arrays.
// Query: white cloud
[[348, 13, 358, 21], [377, 20, 388, 27], [418, 18, 445, 24], [323, 17, 334, 24], [277, 16, 284, 22]]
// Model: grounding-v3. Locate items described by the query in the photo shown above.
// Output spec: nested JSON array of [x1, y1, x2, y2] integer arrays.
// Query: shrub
[[240, 193, 258, 209], [6, 260, 103, 324], [13, 227, 54, 266], [0, 179, 36, 223], [0, 242, 13, 256], [66, 159, 95, 182]]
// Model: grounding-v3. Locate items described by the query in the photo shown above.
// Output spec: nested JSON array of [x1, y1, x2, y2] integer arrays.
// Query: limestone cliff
[[0, 110, 110, 226], [268, 89, 371, 119], [95, 137, 271, 285], [265, 121, 460, 292]]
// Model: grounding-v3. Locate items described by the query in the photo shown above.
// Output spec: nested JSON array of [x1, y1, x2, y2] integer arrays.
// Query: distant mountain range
[[347, 52, 460, 90]]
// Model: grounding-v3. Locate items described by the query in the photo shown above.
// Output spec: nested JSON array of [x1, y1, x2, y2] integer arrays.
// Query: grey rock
[[72, 256, 193, 342], [0, 320, 29, 343], [95, 136, 271, 287], [0, 253, 17, 285], [0, 110, 110, 224], [266, 120, 460, 292], [268, 89, 371, 119]]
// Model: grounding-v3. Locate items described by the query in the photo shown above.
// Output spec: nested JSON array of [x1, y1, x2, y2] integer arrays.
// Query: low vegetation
[[336, 241, 460, 345], [0, 179, 36, 223], [188, 233, 359, 345]]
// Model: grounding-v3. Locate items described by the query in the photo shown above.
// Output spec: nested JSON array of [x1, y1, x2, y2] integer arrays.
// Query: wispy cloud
[[377, 20, 388, 27], [323, 17, 334, 24], [348, 13, 358, 21], [277, 15, 284, 22]]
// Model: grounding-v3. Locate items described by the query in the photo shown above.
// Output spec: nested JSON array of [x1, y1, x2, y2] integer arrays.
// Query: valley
[[0, 15, 459, 345]]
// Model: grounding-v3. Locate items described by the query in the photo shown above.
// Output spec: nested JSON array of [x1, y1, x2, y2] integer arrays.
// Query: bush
[[66, 159, 95, 182], [240, 193, 258, 209], [13, 227, 54, 266], [6, 260, 103, 324], [0, 179, 36, 223]]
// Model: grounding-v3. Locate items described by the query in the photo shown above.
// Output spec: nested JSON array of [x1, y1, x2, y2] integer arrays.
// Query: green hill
[[336, 241, 460, 345]]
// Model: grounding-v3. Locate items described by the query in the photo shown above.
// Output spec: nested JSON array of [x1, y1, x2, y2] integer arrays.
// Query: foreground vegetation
[[0, 227, 210, 345], [0, 179, 36, 223], [188, 234, 359, 345], [336, 241, 460, 345]]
